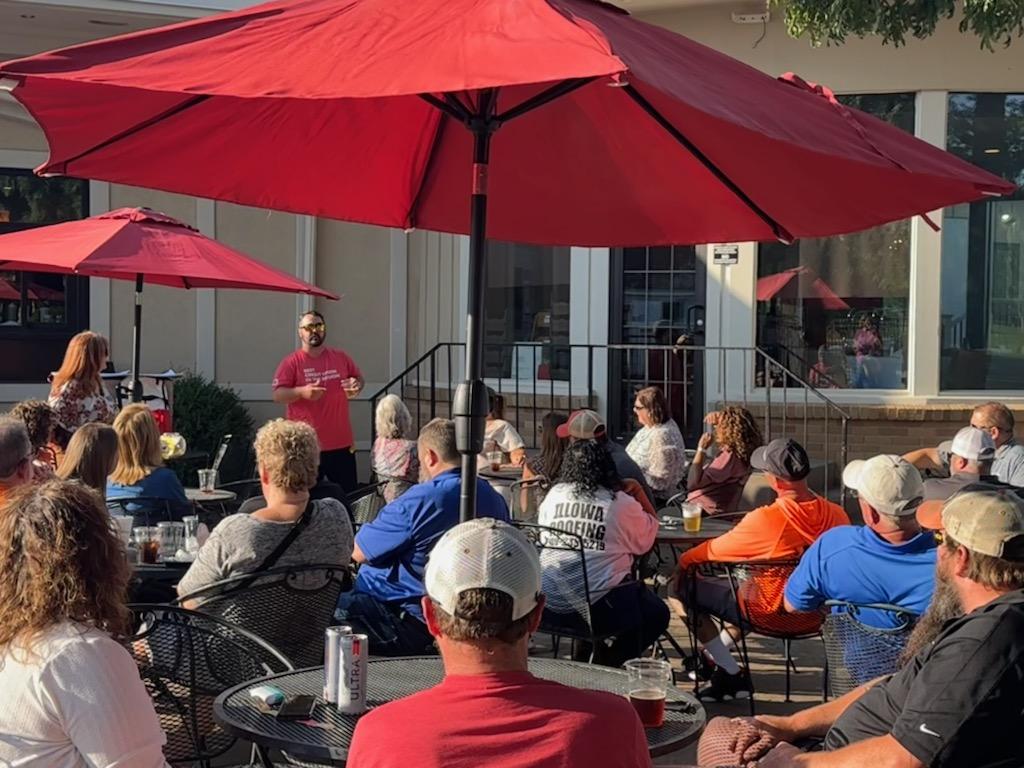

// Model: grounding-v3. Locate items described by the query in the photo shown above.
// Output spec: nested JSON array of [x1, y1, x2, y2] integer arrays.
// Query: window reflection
[[940, 93, 1024, 390], [756, 93, 916, 390]]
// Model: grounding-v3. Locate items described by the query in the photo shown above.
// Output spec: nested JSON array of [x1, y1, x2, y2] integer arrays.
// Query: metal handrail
[[368, 341, 851, 504]]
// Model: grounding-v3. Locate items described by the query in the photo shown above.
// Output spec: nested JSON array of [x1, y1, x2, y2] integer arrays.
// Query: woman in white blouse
[[626, 385, 687, 503], [0, 479, 168, 768]]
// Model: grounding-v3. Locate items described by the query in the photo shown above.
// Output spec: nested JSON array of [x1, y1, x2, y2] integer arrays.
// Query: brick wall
[[741, 403, 1024, 466]]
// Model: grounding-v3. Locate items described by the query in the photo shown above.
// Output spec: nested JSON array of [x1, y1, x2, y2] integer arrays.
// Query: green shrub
[[171, 373, 255, 485]]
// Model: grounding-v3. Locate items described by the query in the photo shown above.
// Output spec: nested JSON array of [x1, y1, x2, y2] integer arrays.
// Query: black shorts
[[692, 575, 745, 627]]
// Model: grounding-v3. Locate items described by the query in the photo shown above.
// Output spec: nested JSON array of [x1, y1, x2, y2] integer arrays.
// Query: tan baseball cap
[[557, 409, 606, 440], [843, 455, 923, 516], [917, 483, 1024, 559]]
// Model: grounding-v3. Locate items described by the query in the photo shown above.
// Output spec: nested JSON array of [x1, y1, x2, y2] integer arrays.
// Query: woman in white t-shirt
[[0, 479, 169, 768], [538, 440, 668, 667], [481, 389, 527, 468]]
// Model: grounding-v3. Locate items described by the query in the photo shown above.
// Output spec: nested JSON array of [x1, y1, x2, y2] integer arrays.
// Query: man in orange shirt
[[676, 438, 849, 701], [0, 416, 34, 504]]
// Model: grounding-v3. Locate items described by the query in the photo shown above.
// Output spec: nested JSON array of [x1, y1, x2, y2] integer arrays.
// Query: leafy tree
[[774, 0, 1024, 50]]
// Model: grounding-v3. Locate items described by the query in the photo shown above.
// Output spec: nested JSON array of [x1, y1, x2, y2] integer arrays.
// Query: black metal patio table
[[656, 515, 736, 546], [214, 656, 705, 766]]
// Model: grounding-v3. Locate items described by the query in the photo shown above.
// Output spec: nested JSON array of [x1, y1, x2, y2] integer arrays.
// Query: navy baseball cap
[[750, 438, 811, 481]]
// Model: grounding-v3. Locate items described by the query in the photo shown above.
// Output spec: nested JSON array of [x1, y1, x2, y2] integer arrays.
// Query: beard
[[899, 560, 964, 667], [306, 333, 324, 347]]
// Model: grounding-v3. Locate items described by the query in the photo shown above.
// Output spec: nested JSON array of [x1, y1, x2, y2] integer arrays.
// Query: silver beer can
[[323, 625, 352, 704], [336, 633, 368, 714]]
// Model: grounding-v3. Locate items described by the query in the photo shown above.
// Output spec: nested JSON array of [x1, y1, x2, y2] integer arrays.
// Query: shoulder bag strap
[[254, 498, 315, 573]]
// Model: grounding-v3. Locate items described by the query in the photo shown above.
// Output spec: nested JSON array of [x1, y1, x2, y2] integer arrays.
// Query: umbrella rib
[[54, 94, 210, 173], [495, 77, 597, 124], [420, 93, 469, 123], [622, 84, 794, 244]]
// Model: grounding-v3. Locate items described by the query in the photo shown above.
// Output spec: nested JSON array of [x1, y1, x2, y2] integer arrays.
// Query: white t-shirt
[[537, 484, 659, 607], [478, 419, 526, 470], [0, 622, 169, 768]]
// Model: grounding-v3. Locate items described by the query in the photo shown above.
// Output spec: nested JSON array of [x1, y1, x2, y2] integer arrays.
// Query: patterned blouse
[[371, 437, 420, 503], [625, 420, 687, 496], [48, 379, 117, 433]]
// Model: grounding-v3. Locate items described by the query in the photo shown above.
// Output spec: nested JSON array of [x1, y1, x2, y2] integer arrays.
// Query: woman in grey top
[[178, 418, 353, 599]]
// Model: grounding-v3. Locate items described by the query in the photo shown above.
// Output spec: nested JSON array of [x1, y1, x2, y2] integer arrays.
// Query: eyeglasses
[[300, 323, 326, 332], [933, 529, 945, 545]]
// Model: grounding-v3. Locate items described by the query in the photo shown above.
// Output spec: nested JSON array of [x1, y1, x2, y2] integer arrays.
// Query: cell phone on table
[[276, 694, 317, 720]]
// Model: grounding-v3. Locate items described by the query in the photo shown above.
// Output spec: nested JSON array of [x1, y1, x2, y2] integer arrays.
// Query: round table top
[[184, 487, 237, 502], [479, 466, 524, 482], [656, 515, 736, 545], [214, 657, 705, 765]]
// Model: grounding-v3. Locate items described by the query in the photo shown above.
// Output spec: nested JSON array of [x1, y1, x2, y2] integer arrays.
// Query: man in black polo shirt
[[699, 482, 1024, 768]]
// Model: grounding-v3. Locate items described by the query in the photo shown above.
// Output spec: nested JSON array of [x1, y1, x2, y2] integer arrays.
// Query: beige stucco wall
[[638, 7, 1022, 91], [213, 203, 297, 386]]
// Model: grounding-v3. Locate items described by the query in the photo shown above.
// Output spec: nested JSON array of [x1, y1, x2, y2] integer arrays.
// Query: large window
[[940, 93, 1024, 390], [756, 93, 916, 390], [482, 241, 570, 381], [0, 169, 90, 383]]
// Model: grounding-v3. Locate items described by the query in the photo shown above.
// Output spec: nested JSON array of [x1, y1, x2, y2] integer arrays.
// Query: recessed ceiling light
[[984, 148, 1001, 154], [88, 19, 130, 26]]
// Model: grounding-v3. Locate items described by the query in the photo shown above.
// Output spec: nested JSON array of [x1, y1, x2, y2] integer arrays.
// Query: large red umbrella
[[757, 267, 850, 311], [0, 207, 337, 400], [0, 0, 1013, 518]]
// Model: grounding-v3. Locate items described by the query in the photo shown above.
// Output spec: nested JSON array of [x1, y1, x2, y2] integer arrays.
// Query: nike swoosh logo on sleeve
[[919, 724, 941, 738]]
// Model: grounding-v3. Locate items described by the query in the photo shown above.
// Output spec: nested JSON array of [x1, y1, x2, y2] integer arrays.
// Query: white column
[[456, 234, 469, 343], [295, 215, 316, 317], [570, 247, 609, 411], [703, 241, 756, 406], [87, 180, 111, 337], [907, 90, 948, 398], [194, 199, 216, 379], [388, 229, 408, 377]]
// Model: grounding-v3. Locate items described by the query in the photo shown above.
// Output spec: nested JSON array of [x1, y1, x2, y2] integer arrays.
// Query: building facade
[[0, 0, 1021, 469]]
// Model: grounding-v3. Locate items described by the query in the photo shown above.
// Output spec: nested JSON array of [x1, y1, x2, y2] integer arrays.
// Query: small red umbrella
[[0, 0, 1014, 518], [757, 267, 850, 311], [0, 207, 337, 400]]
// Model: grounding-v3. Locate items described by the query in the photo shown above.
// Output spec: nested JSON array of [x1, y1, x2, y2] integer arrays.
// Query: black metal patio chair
[[822, 600, 916, 697], [126, 603, 292, 767], [176, 563, 351, 667]]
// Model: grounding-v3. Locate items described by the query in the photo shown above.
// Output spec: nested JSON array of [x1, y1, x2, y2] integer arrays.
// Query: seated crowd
[[3, 378, 1024, 768]]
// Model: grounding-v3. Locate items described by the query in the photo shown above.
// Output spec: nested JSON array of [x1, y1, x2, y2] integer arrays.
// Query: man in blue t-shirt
[[784, 455, 937, 628], [336, 418, 509, 656]]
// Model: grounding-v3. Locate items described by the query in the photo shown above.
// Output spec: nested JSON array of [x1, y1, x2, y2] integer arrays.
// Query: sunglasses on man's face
[[300, 323, 326, 332]]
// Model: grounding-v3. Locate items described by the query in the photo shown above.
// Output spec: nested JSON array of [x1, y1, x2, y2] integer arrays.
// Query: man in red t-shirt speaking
[[272, 310, 363, 492], [347, 518, 653, 768]]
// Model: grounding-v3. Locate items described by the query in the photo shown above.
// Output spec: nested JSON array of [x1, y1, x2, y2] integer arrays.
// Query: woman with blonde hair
[[47, 330, 116, 440], [625, 386, 687, 503], [371, 394, 419, 502], [57, 422, 120, 495], [107, 404, 187, 512], [0, 479, 168, 767], [177, 418, 353, 598], [687, 405, 764, 515]]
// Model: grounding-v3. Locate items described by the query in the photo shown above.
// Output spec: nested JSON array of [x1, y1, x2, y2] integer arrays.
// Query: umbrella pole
[[455, 94, 497, 523], [131, 273, 144, 403]]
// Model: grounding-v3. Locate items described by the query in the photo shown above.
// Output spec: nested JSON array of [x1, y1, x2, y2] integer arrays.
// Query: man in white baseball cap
[[348, 518, 652, 768], [782, 455, 936, 630], [922, 426, 997, 502]]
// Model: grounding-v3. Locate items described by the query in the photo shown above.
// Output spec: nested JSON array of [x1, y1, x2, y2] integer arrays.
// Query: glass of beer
[[487, 451, 503, 472], [624, 658, 672, 727], [681, 502, 702, 534]]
